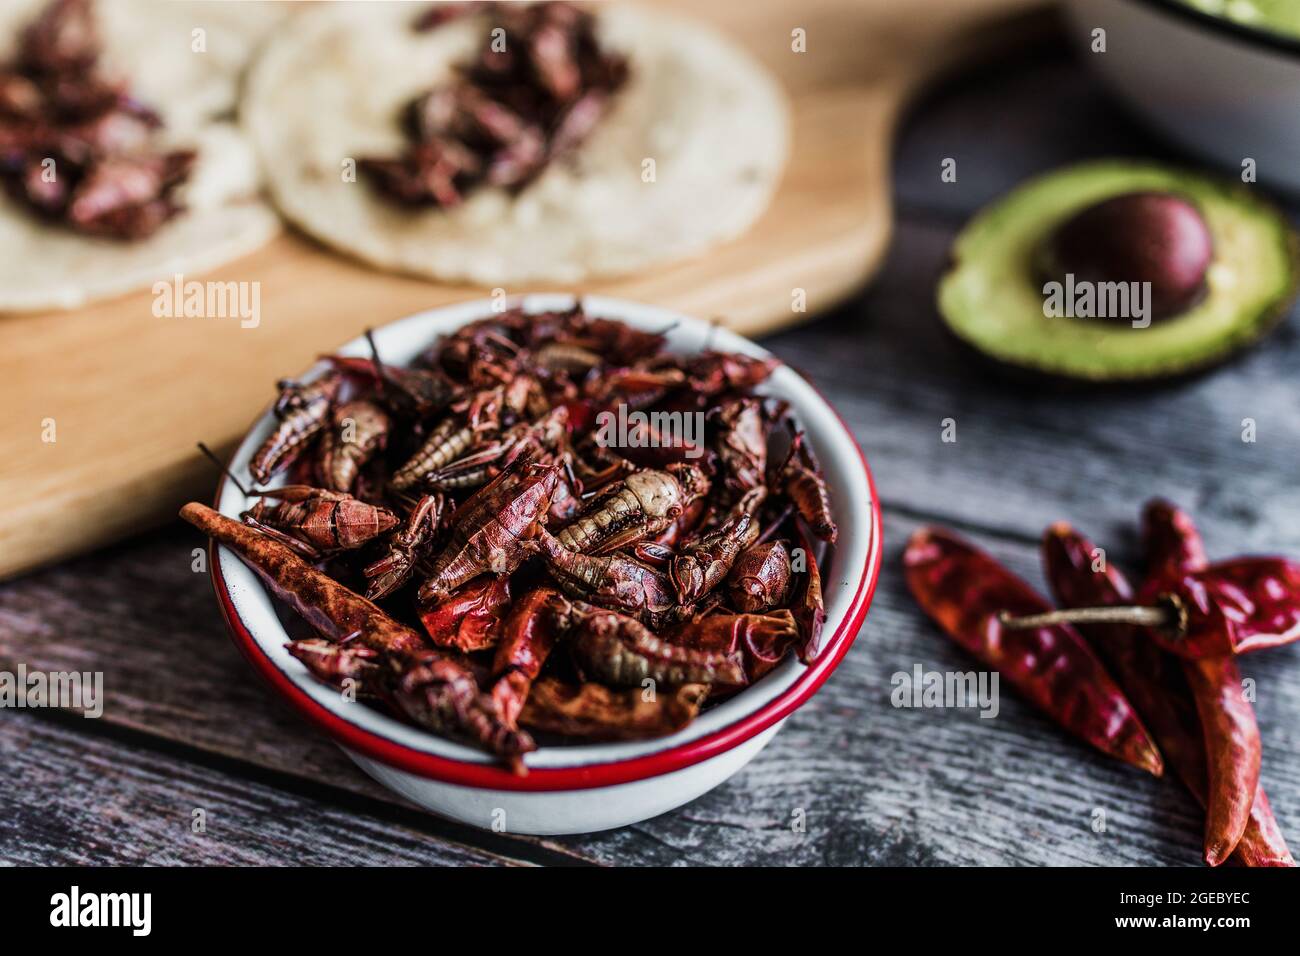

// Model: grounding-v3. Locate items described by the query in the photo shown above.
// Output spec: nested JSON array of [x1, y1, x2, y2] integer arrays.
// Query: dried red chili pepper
[[519, 677, 707, 741], [1182, 656, 1262, 866], [183, 502, 534, 767], [181, 502, 425, 655], [1142, 500, 1290, 868], [1042, 523, 1203, 783], [1002, 556, 1300, 660], [1044, 518, 1291, 867], [904, 527, 1163, 775], [791, 522, 826, 663], [491, 587, 572, 728], [668, 609, 800, 684], [1142, 498, 1207, 583], [1151, 558, 1300, 658], [418, 575, 512, 652]]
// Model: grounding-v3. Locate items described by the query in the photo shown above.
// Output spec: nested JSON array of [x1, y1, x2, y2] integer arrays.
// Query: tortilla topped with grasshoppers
[[241, 1, 789, 285], [0, 0, 284, 312]]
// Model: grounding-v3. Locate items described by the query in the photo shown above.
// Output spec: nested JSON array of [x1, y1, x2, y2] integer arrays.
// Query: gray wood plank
[[0, 711, 519, 866], [0, 526, 400, 797], [892, 41, 1184, 219]]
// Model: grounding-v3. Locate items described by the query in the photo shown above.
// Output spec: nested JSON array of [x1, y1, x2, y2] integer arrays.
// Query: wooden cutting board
[[0, 0, 1048, 579]]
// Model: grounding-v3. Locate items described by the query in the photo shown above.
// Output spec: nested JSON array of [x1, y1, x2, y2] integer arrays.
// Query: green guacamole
[[1179, 0, 1300, 41]]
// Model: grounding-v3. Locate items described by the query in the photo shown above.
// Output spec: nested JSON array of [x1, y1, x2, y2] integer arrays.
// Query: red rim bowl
[[205, 294, 882, 792]]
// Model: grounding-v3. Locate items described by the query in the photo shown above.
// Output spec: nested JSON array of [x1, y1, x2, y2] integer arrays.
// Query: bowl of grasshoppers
[[185, 293, 881, 834]]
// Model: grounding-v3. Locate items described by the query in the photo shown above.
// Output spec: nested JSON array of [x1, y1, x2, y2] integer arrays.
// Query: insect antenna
[[562, 453, 584, 497], [196, 442, 252, 498], [363, 327, 392, 402]]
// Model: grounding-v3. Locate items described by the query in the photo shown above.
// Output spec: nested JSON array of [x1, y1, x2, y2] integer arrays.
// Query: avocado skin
[[942, 320, 1285, 393], [936, 160, 1300, 384]]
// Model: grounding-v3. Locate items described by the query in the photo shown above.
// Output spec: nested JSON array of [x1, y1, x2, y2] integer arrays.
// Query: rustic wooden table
[[4, 39, 1298, 867]]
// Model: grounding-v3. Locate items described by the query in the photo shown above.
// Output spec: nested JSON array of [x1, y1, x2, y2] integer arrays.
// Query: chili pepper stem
[[998, 604, 1175, 631]]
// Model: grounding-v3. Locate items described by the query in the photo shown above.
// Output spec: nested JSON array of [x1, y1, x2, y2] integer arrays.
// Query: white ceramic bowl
[[207, 294, 881, 835], [1063, 0, 1300, 194]]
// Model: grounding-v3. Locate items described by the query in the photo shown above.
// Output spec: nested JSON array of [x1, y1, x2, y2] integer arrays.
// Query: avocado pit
[[1038, 191, 1214, 322]]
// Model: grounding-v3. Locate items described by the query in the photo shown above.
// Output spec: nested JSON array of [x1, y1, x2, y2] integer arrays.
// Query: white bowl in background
[[206, 294, 882, 835], [1062, 0, 1300, 193]]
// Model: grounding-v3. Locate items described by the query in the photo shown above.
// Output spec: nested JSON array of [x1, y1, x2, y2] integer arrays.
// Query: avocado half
[[937, 160, 1300, 382]]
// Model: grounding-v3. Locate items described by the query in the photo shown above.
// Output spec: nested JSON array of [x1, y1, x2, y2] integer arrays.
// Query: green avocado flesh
[[1179, 0, 1300, 41], [937, 160, 1299, 381]]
